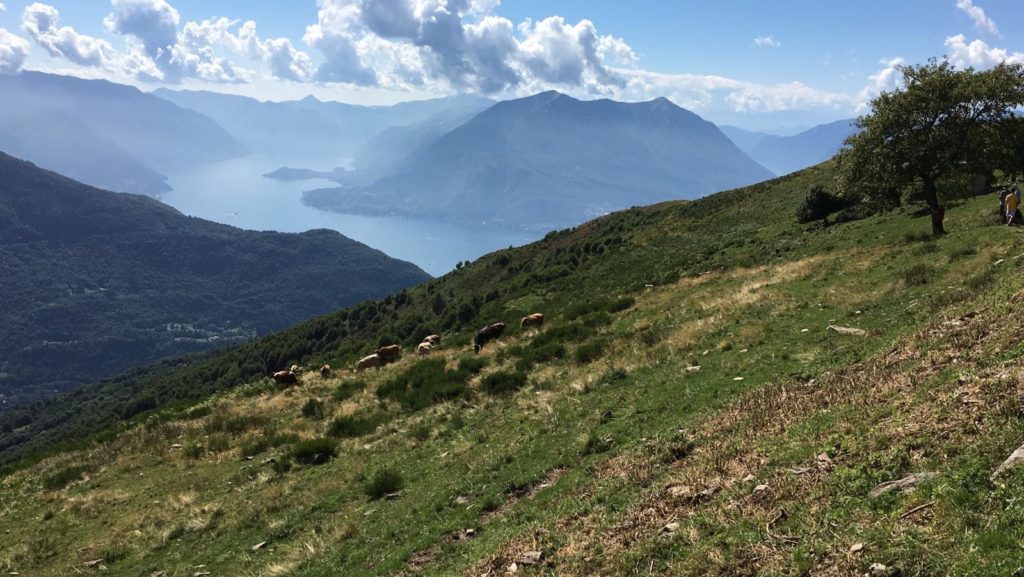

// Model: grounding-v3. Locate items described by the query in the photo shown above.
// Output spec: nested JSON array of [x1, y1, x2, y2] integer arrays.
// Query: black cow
[[473, 322, 506, 353]]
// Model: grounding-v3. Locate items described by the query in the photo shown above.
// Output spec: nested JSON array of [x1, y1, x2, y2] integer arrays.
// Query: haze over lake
[[162, 155, 535, 276]]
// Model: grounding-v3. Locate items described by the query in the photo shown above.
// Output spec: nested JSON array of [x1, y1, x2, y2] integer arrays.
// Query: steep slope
[[0, 72, 247, 175], [304, 91, 775, 230], [748, 118, 858, 175], [0, 109, 170, 196], [2, 161, 1022, 576], [0, 153, 430, 409], [349, 101, 494, 172], [718, 124, 773, 156]]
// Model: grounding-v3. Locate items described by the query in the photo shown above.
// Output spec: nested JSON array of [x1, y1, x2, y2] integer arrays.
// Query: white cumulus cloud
[[944, 34, 1024, 68], [613, 68, 852, 116], [854, 57, 905, 113], [303, 0, 636, 94], [754, 35, 780, 48], [955, 0, 999, 36], [0, 3, 7, 12], [0, 28, 30, 74], [22, 3, 120, 68]]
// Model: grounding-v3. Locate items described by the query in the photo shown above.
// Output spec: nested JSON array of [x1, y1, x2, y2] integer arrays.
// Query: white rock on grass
[[992, 444, 1024, 480]]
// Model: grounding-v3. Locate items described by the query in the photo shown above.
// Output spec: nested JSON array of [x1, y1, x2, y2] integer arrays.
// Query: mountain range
[[0, 152, 429, 409], [304, 91, 776, 230], [154, 88, 493, 164], [0, 72, 247, 195], [721, 119, 858, 175]]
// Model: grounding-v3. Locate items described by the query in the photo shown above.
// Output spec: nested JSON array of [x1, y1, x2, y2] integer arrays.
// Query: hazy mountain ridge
[[154, 88, 493, 164], [0, 152, 430, 409], [746, 118, 857, 175], [304, 91, 775, 230], [0, 72, 247, 196]]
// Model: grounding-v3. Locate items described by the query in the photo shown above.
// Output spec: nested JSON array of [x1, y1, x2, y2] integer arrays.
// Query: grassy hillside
[[3, 162, 1023, 576]]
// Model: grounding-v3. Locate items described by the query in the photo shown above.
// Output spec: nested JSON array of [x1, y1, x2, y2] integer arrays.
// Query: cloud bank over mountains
[[0, 0, 1021, 121]]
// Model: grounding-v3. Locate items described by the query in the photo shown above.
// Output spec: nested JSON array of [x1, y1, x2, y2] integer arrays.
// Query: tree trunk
[[922, 176, 946, 235]]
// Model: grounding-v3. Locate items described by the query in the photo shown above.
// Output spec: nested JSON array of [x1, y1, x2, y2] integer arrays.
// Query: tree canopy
[[840, 58, 1024, 228]]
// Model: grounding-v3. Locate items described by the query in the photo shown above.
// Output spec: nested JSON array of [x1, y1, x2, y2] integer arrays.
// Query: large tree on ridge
[[840, 58, 1024, 234]]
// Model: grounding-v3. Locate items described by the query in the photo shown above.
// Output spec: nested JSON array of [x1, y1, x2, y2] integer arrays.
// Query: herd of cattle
[[269, 313, 545, 384]]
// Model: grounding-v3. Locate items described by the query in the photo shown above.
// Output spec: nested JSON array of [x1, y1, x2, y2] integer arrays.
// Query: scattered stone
[[665, 484, 691, 498], [685, 365, 701, 372], [867, 562, 895, 577], [753, 484, 770, 494], [363, 509, 376, 517], [994, 259, 1005, 266], [816, 453, 834, 471], [850, 542, 865, 553], [518, 551, 542, 565], [827, 325, 869, 337], [1011, 567, 1024, 577], [454, 495, 469, 505], [692, 485, 720, 503], [742, 474, 756, 483], [869, 472, 938, 498], [733, 377, 745, 381], [992, 443, 1024, 480], [169, 444, 183, 450], [150, 572, 166, 577], [252, 541, 267, 551], [508, 562, 518, 573], [801, 328, 810, 333], [789, 466, 812, 475], [464, 528, 476, 538], [739, 349, 748, 353], [84, 559, 104, 567]]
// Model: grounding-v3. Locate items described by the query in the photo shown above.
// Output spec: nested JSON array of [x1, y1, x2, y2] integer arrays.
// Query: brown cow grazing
[[355, 354, 380, 372], [473, 322, 506, 353], [424, 334, 441, 346], [272, 370, 299, 385], [416, 341, 433, 355], [521, 313, 544, 329], [376, 344, 402, 363], [320, 364, 332, 378]]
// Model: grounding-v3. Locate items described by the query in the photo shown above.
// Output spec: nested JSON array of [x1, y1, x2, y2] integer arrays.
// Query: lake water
[[162, 155, 537, 277]]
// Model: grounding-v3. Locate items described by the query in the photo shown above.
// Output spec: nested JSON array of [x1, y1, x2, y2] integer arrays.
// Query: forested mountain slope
[[0, 153, 429, 408]]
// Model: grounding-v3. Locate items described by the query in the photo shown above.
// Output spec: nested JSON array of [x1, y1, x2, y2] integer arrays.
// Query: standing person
[[1000, 188, 1009, 224], [1013, 180, 1022, 205], [1007, 188, 1019, 226]]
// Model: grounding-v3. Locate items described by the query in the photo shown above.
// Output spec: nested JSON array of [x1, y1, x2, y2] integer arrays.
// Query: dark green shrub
[[301, 398, 326, 419], [796, 185, 851, 224], [903, 264, 935, 286], [377, 359, 471, 410], [575, 338, 609, 364], [581, 433, 613, 456], [240, 433, 300, 457], [480, 370, 528, 395], [332, 380, 366, 402], [290, 438, 338, 465], [328, 413, 389, 438], [204, 413, 268, 436], [183, 443, 205, 459], [513, 341, 566, 372], [458, 356, 488, 375], [42, 464, 90, 490], [365, 467, 404, 500]]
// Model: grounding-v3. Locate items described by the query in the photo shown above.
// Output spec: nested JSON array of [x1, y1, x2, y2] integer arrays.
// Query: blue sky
[[1, 0, 1022, 129]]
